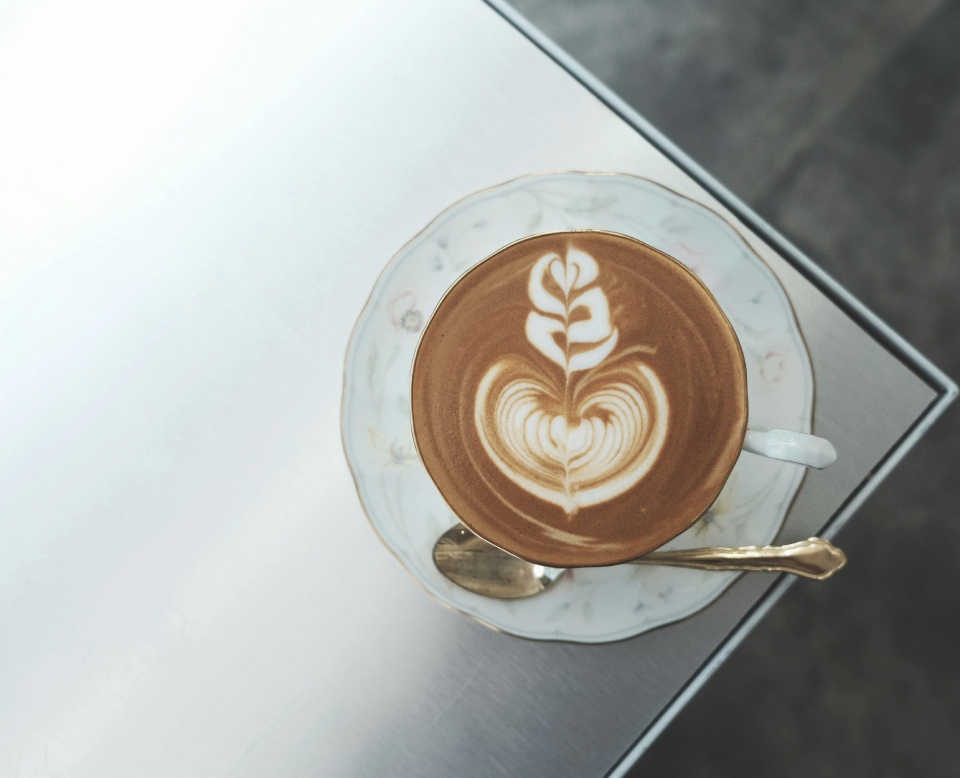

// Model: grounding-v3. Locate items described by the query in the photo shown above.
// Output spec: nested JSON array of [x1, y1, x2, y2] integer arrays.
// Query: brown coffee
[[411, 231, 747, 567]]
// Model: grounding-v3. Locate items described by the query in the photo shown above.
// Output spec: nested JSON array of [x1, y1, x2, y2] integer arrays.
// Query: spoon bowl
[[432, 526, 565, 599]]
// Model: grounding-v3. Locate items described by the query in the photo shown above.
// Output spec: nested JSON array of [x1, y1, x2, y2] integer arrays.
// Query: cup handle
[[742, 429, 837, 469]]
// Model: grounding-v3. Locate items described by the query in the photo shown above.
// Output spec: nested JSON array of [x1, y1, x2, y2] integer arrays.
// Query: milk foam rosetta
[[474, 248, 669, 516]]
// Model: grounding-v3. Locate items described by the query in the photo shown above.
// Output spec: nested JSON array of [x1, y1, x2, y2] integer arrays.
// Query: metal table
[[0, 0, 953, 775]]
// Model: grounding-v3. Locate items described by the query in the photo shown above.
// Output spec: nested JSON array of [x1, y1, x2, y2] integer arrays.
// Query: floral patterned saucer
[[341, 172, 812, 643]]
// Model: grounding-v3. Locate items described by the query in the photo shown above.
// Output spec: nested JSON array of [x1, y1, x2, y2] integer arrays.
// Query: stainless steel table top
[[0, 1, 953, 776]]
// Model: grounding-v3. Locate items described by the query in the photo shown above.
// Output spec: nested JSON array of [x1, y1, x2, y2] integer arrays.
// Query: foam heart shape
[[475, 355, 669, 516]]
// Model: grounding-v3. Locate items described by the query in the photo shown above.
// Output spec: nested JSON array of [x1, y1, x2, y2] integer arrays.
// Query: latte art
[[411, 231, 747, 567], [475, 249, 669, 515]]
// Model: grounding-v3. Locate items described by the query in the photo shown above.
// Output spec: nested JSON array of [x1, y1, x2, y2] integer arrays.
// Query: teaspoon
[[433, 525, 847, 599]]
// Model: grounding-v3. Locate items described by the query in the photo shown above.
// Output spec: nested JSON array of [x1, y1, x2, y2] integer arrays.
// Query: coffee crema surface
[[411, 231, 748, 567]]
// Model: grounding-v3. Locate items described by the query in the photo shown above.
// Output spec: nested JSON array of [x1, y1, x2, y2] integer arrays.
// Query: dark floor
[[508, 1, 960, 775]]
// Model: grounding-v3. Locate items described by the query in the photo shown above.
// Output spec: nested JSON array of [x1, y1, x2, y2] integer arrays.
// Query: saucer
[[341, 172, 812, 643]]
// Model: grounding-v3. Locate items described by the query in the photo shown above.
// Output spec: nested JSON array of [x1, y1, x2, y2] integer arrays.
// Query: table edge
[[479, 1, 958, 774]]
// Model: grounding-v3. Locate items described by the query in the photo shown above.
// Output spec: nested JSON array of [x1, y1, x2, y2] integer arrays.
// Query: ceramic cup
[[410, 230, 834, 567]]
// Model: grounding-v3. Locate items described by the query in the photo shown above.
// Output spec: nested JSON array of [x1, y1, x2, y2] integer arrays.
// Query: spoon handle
[[632, 537, 846, 580]]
